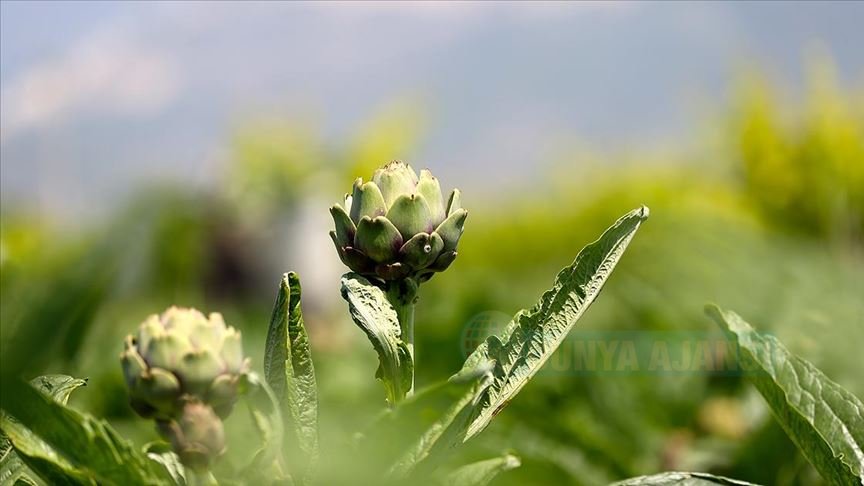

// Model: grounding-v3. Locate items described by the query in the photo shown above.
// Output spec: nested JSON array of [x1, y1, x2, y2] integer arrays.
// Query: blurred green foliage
[[734, 58, 864, 244], [1, 61, 862, 485]]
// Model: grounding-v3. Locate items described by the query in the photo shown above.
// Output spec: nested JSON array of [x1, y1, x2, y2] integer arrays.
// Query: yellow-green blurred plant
[[733, 57, 864, 244]]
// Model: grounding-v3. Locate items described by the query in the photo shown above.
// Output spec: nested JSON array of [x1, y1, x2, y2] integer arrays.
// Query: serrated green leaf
[[263, 272, 319, 479], [340, 273, 413, 404], [382, 208, 647, 478], [1, 418, 88, 486], [0, 449, 90, 486], [1, 375, 92, 486], [443, 453, 521, 486], [706, 305, 864, 486], [611, 471, 759, 486], [27, 376, 88, 405], [0, 378, 171, 485], [461, 206, 649, 440]]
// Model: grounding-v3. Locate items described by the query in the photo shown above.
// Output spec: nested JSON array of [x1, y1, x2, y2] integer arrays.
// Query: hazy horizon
[[2, 1, 862, 220]]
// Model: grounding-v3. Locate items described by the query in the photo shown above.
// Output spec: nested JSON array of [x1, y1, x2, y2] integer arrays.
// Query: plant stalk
[[190, 470, 218, 486], [395, 301, 415, 366], [386, 278, 418, 398]]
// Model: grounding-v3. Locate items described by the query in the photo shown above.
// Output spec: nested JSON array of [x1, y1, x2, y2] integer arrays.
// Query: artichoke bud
[[121, 307, 250, 420], [330, 160, 466, 282], [157, 401, 226, 471]]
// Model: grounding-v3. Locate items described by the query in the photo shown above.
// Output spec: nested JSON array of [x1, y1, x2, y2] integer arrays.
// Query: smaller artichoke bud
[[121, 307, 250, 420], [329, 160, 467, 282], [157, 401, 226, 471]]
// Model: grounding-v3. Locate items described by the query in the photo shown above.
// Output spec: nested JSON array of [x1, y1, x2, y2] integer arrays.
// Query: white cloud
[[1, 27, 181, 141]]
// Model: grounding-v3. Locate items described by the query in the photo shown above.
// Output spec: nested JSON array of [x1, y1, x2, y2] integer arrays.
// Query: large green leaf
[[340, 273, 413, 404], [0, 378, 171, 485], [390, 207, 648, 477], [707, 306, 864, 486], [1, 376, 91, 486], [461, 206, 649, 440], [443, 453, 521, 486], [263, 272, 319, 477], [612, 471, 759, 485]]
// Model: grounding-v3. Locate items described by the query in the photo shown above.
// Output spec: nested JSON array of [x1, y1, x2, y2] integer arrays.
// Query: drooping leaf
[[0, 378, 171, 485], [340, 273, 413, 404], [263, 272, 319, 477], [1, 376, 92, 486], [611, 471, 759, 486], [443, 453, 521, 486], [461, 206, 649, 440], [706, 305, 864, 485]]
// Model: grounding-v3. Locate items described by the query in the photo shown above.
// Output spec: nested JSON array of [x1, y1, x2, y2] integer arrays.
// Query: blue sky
[[2, 1, 862, 219]]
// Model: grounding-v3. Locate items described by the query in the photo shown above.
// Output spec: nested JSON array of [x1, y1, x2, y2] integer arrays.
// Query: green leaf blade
[[706, 305, 864, 486], [463, 206, 649, 439], [612, 471, 760, 486], [0, 378, 169, 485], [1, 415, 93, 486], [384, 207, 648, 477], [1, 375, 93, 486], [27, 376, 88, 406], [444, 453, 521, 486], [340, 273, 413, 404], [263, 272, 319, 475]]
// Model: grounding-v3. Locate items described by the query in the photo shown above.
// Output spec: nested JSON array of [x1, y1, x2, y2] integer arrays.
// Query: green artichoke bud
[[121, 306, 250, 420], [329, 160, 467, 282], [157, 401, 226, 471]]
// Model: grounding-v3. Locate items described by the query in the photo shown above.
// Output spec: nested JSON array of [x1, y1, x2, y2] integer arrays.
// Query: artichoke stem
[[385, 278, 419, 397], [190, 470, 218, 486]]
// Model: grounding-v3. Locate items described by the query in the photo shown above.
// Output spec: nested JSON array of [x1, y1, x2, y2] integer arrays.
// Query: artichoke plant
[[329, 160, 467, 283], [121, 306, 250, 420]]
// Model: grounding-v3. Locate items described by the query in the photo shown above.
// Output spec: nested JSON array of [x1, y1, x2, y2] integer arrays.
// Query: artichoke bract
[[329, 161, 467, 282], [121, 306, 250, 420]]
